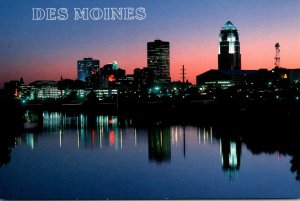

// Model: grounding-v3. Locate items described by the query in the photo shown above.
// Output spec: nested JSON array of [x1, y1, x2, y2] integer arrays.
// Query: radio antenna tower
[[274, 43, 280, 67]]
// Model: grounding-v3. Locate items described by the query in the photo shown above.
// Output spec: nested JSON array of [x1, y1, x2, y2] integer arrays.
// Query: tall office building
[[147, 40, 170, 83], [218, 21, 241, 71], [77, 58, 100, 82]]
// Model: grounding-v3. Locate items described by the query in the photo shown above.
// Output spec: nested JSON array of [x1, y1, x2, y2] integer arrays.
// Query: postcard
[[0, 0, 299, 200]]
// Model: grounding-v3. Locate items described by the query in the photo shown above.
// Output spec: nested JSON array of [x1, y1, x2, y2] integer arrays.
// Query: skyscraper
[[147, 40, 170, 83], [218, 21, 241, 71], [77, 58, 100, 82]]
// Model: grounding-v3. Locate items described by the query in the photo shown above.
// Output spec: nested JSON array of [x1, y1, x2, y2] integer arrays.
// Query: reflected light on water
[[59, 129, 62, 148], [1, 111, 300, 199], [134, 128, 137, 147]]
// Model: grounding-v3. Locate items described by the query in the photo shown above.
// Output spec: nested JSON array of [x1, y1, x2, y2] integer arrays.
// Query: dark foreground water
[[0, 111, 300, 199]]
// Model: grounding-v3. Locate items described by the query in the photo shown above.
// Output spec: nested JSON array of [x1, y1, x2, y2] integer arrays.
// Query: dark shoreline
[[3, 99, 300, 127]]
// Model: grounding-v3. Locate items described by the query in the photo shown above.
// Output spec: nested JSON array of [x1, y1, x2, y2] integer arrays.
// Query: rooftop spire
[[222, 21, 237, 30]]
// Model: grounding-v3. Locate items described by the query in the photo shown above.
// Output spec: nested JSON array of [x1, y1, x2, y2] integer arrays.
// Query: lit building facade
[[100, 62, 125, 78], [218, 21, 241, 71], [100, 61, 126, 87], [196, 70, 234, 90], [77, 58, 100, 82], [133, 67, 154, 88], [29, 80, 61, 100], [147, 40, 170, 83]]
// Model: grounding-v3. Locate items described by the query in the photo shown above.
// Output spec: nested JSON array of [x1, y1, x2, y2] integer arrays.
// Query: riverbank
[[2, 99, 300, 127]]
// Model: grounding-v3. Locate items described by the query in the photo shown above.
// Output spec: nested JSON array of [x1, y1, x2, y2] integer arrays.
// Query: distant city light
[[154, 86, 160, 91]]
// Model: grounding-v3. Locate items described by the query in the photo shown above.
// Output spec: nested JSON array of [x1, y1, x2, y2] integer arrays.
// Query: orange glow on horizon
[[1, 32, 299, 86]]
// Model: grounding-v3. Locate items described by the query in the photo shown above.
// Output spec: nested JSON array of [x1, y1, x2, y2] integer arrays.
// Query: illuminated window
[[227, 34, 236, 54], [229, 42, 235, 54], [227, 34, 236, 42]]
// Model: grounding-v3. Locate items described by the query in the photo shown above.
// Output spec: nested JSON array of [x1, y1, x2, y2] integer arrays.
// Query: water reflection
[[77, 115, 122, 150], [240, 122, 300, 182], [291, 154, 300, 181], [0, 135, 14, 168], [2, 110, 300, 185], [22, 111, 300, 179], [23, 110, 41, 130], [148, 127, 171, 163], [220, 138, 242, 179], [41, 112, 122, 150], [0, 109, 23, 168], [196, 126, 214, 145]]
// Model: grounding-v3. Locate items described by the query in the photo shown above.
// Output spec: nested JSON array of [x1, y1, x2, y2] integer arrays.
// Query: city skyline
[[0, 0, 300, 87]]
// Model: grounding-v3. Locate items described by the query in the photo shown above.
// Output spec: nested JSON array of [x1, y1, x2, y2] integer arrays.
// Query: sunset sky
[[0, 0, 299, 87]]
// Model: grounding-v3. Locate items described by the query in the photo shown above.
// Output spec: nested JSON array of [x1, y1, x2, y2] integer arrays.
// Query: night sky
[[0, 0, 299, 87]]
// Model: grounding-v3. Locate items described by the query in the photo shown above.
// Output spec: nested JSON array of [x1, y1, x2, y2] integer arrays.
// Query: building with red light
[[77, 58, 100, 82]]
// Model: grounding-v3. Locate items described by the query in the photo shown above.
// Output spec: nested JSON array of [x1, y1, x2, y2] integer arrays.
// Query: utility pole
[[181, 65, 186, 83], [181, 65, 186, 95]]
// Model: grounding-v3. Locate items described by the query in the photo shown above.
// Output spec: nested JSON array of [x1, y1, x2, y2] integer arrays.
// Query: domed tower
[[218, 21, 241, 71]]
